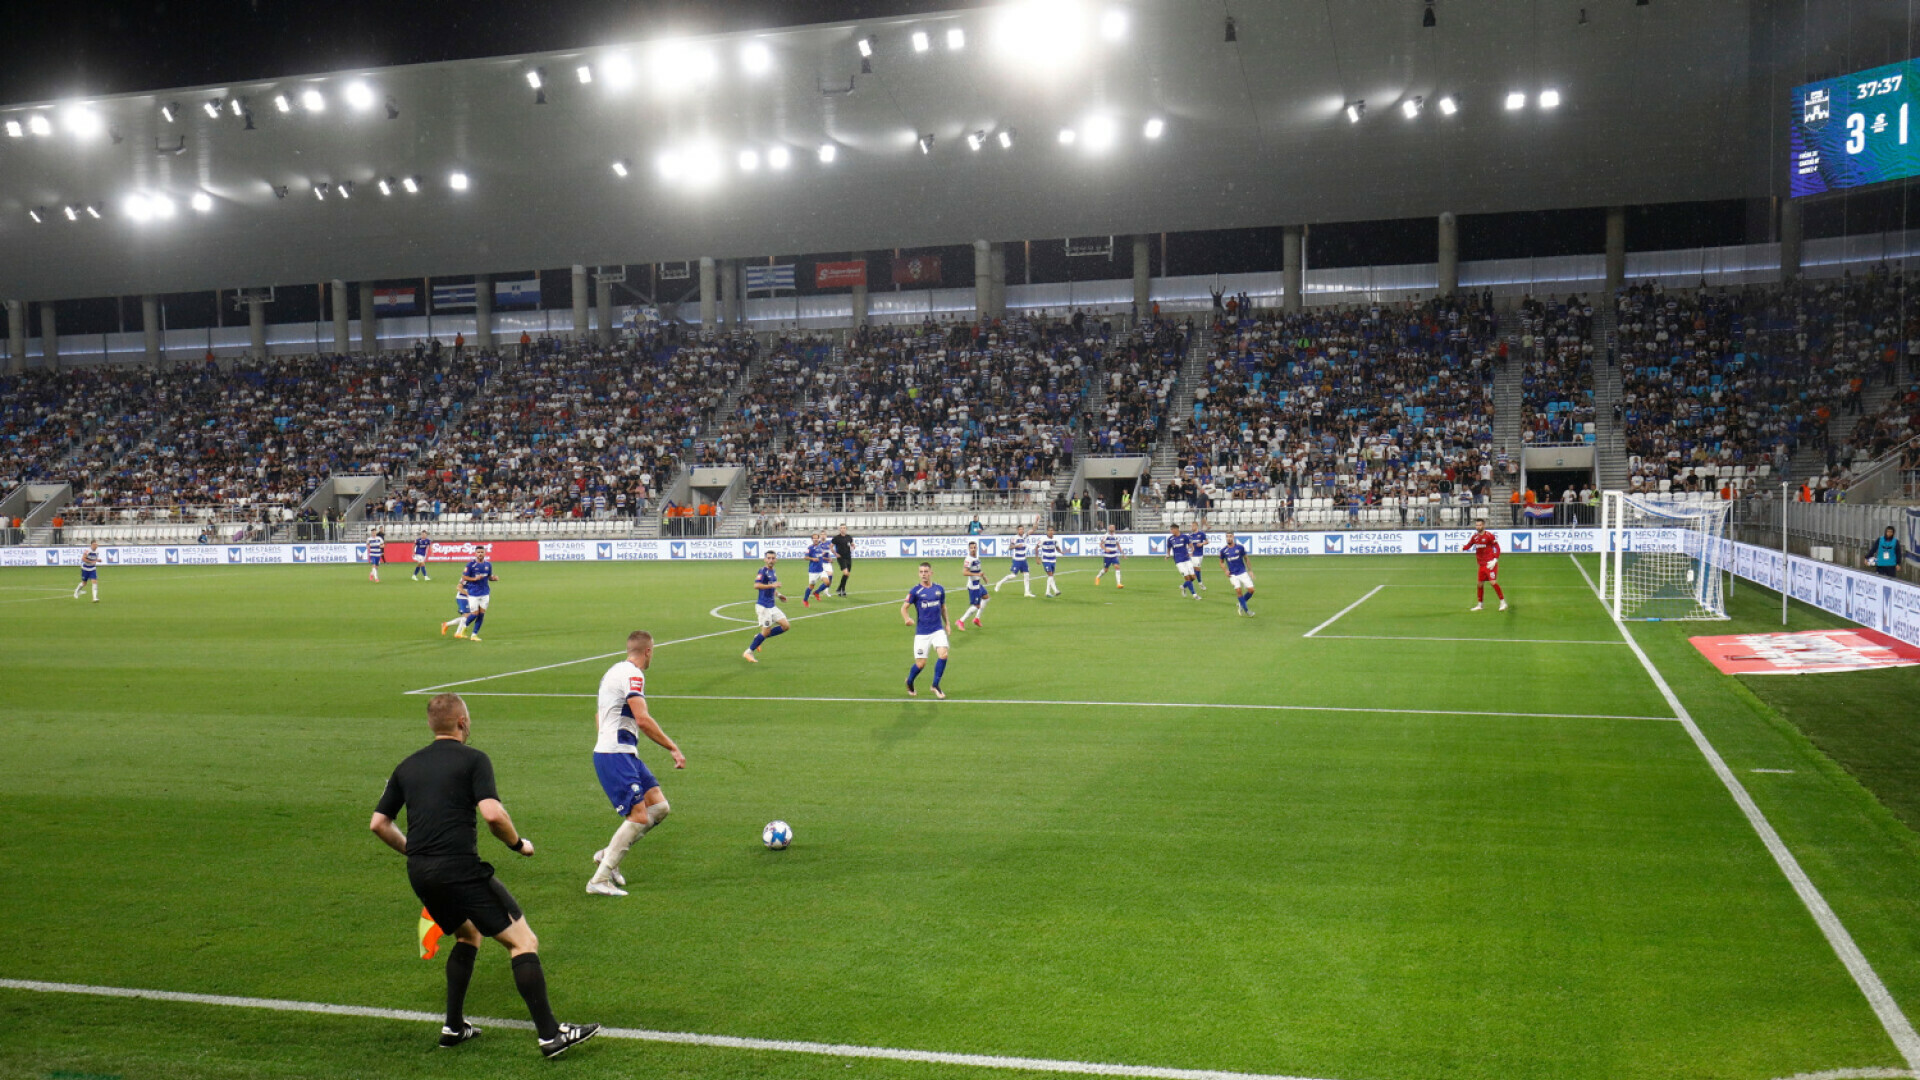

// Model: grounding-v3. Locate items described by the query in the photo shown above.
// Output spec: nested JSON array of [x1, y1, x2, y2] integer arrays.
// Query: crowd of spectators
[[1088, 320, 1190, 456], [1168, 296, 1501, 507], [1514, 294, 1596, 445]]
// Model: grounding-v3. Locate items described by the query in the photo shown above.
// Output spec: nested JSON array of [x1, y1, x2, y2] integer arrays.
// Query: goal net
[[1598, 491, 1731, 621]]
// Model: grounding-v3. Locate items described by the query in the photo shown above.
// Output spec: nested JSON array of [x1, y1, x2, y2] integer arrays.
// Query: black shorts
[[411, 866, 523, 937], [836, 555, 853, 571]]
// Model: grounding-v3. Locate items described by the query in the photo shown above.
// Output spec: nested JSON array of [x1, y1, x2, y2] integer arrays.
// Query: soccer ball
[[762, 820, 793, 850]]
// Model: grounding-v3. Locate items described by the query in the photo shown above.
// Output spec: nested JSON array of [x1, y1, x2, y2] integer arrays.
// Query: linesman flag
[[419, 908, 444, 959]]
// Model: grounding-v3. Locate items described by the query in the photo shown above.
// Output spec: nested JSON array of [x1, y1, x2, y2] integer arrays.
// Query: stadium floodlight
[[449, 171, 470, 191], [817, 143, 837, 163], [301, 89, 325, 112], [1402, 96, 1423, 119], [203, 100, 222, 119], [345, 81, 375, 110], [918, 133, 935, 154], [6, 120, 23, 138], [27, 114, 50, 136], [741, 42, 772, 75], [160, 103, 177, 123], [858, 36, 875, 58], [650, 41, 718, 91], [273, 93, 291, 113], [64, 106, 103, 138], [998, 128, 1015, 148], [1143, 117, 1164, 139], [947, 27, 965, 50], [313, 182, 328, 200], [190, 192, 213, 212], [1058, 127, 1076, 144], [1083, 114, 1117, 149], [338, 180, 353, 199], [63, 205, 77, 221], [150, 194, 175, 218], [1505, 91, 1526, 110], [401, 175, 420, 193], [739, 149, 760, 171], [526, 69, 544, 90], [1101, 9, 1128, 41], [84, 203, 101, 218], [1437, 94, 1458, 116], [576, 64, 593, 84], [658, 151, 684, 179], [767, 146, 791, 169], [967, 130, 985, 151], [1345, 100, 1365, 123], [27, 207, 43, 223], [1538, 88, 1562, 109], [611, 159, 630, 177], [230, 97, 245, 117], [125, 195, 152, 221], [912, 30, 930, 52], [601, 53, 634, 89], [377, 177, 393, 196]]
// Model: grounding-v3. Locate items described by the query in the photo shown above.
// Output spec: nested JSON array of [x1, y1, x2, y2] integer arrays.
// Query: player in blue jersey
[[801, 532, 834, 607], [441, 582, 474, 637], [1092, 525, 1124, 589], [367, 528, 386, 583], [1166, 524, 1200, 598], [994, 525, 1034, 597], [902, 562, 950, 698], [74, 542, 101, 602], [1187, 518, 1209, 591], [1218, 531, 1255, 616], [411, 532, 433, 581], [742, 551, 791, 663], [1037, 528, 1062, 597], [453, 545, 496, 641], [954, 541, 989, 631]]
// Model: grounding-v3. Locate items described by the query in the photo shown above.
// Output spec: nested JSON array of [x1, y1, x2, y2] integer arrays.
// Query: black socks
[[444, 941, 478, 1028], [511, 952, 560, 1040]]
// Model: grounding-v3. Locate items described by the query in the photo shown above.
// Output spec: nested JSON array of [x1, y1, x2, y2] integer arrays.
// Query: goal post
[[1599, 491, 1731, 621]]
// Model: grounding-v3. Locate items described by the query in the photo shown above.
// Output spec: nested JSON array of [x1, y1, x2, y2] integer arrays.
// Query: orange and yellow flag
[[418, 908, 444, 960]]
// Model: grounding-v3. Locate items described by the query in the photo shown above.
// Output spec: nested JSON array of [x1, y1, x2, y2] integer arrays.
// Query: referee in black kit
[[832, 523, 855, 596], [369, 692, 599, 1058]]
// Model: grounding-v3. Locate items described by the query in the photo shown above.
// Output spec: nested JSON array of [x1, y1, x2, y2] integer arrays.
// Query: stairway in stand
[[1490, 330, 1525, 505], [1590, 304, 1628, 492], [1149, 335, 1213, 483], [1785, 377, 1904, 489]]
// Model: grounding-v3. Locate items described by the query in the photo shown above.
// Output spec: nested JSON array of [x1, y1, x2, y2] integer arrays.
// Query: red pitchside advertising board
[[1690, 628, 1920, 675], [398, 540, 541, 563], [814, 261, 867, 288]]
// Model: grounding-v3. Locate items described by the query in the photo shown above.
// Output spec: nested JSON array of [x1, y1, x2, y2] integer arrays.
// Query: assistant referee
[[370, 692, 599, 1058], [832, 523, 855, 596]]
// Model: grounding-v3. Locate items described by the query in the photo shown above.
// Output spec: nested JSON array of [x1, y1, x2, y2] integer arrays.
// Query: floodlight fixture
[[190, 192, 213, 212], [858, 36, 875, 58], [739, 149, 760, 171], [918, 133, 935, 154], [526, 69, 544, 90], [1538, 88, 1561, 109], [377, 178, 393, 196], [658, 151, 684, 180], [818, 143, 837, 163], [150, 195, 175, 218], [1143, 117, 1164, 139], [64, 106, 103, 137], [611, 159, 630, 177], [967, 130, 985, 151], [345, 81, 375, 110], [912, 30, 930, 52], [997, 128, 1015, 149], [63, 205, 77, 221], [338, 181, 353, 199], [1437, 94, 1459, 115], [230, 96, 245, 116], [741, 42, 772, 74], [27, 207, 43, 223], [767, 146, 791, 169], [947, 27, 965, 50], [273, 94, 291, 113], [1058, 127, 1076, 144], [314, 182, 329, 200], [5, 120, 22, 138], [27, 114, 50, 136], [1505, 91, 1526, 110], [602, 53, 635, 87], [202, 100, 222, 119], [1402, 96, 1423, 119], [160, 103, 177, 123], [301, 89, 325, 112], [84, 204, 101, 219], [449, 171, 470, 191], [1101, 9, 1128, 40], [1345, 100, 1365, 123], [1083, 114, 1117, 149], [576, 64, 593, 84], [402, 175, 420, 193]]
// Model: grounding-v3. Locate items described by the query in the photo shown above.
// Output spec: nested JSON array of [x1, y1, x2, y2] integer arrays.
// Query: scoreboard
[[1791, 59, 1919, 197]]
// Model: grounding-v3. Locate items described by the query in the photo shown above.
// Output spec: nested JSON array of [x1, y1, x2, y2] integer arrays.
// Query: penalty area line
[[1302, 584, 1384, 638], [1569, 555, 1920, 1072], [0, 978, 1347, 1080]]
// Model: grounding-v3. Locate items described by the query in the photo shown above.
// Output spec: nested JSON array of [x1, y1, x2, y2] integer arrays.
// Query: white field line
[[1307, 634, 1626, 646], [1302, 585, 1385, 638], [435, 690, 1679, 724], [407, 598, 900, 695], [1569, 555, 1920, 1072], [1771, 1070, 1916, 1079], [0, 594, 83, 605], [0, 978, 1347, 1080]]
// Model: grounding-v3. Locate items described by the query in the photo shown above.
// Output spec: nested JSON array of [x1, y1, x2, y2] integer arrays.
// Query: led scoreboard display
[[1791, 59, 1920, 197]]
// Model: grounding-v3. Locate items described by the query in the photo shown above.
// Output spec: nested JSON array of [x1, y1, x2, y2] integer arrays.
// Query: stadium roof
[[0, 0, 1786, 301]]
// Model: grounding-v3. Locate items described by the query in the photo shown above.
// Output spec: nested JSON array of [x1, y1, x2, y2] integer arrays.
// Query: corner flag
[[419, 908, 444, 959]]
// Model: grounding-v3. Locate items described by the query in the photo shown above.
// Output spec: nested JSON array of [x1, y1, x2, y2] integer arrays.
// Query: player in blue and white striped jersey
[[411, 532, 432, 582], [1187, 519, 1209, 592], [1092, 525, 1124, 589], [453, 545, 496, 641], [1166, 524, 1200, 598], [366, 529, 386, 583], [1218, 531, 1255, 616], [440, 583, 474, 637], [802, 533, 834, 607], [954, 541, 989, 631], [993, 526, 1034, 597], [1036, 528, 1062, 597], [74, 542, 102, 602]]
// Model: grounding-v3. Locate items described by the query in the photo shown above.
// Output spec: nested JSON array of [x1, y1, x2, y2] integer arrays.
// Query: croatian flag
[[1523, 504, 1556, 521], [493, 278, 540, 309], [373, 288, 417, 315]]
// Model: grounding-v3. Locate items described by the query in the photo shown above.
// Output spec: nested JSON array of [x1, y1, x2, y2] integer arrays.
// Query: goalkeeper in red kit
[[1463, 518, 1508, 611]]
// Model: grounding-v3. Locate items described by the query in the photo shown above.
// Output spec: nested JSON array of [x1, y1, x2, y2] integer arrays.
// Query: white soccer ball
[[762, 820, 793, 850]]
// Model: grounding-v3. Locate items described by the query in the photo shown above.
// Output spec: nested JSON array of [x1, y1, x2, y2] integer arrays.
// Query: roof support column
[[850, 254, 869, 328], [475, 274, 494, 351], [1780, 198, 1803, 283], [721, 258, 740, 330], [1132, 235, 1152, 318], [359, 282, 378, 354], [1605, 206, 1627, 300], [973, 241, 991, 321], [571, 265, 590, 342], [1283, 226, 1305, 312], [596, 273, 614, 346], [989, 243, 1007, 316], [331, 280, 351, 356], [1437, 213, 1460, 298], [41, 302, 59, 370], [142, 295, 161, 366], [699, 257, 717, 332], [10, 301, 29, 374], [248, 295, 267, 360]]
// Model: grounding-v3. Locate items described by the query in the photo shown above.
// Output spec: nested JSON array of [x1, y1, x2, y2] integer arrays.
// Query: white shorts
[[756, 605, 787, 628], [414, 552, 428, 564], [1230, 572, 1255, 590], [466, 593, 492, 611], [810, 569, 833, 585], [912, 629, 951, 658], [1177, 559, 1200, 575]]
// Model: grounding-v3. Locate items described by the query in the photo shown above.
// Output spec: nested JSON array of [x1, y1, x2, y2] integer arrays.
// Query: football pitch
[[5, 552, 1920, 1080]]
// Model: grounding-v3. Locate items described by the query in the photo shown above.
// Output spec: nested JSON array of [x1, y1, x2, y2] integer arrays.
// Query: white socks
[[591, 820, 646, 884], [1045, 580, 1059, 595], [1114, 571, 1122, 586], [960, 605, 978, 623]]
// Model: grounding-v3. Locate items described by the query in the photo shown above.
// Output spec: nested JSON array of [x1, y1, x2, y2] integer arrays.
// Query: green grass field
[[5, 551, 1920, 1080]]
